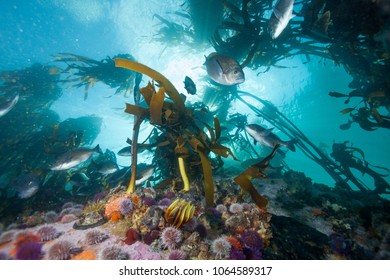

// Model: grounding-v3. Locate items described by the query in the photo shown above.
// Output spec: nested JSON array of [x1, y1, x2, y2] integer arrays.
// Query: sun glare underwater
[[0, 0, 389, 260]]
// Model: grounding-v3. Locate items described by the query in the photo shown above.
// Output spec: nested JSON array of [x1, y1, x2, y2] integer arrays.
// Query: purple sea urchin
[[160, 227, 182, 249], [85, 229, 109, 245], [0, 230, 15, 245], [47, 240, 81, 260], [62, 202, 74, 210], [99, 245, 128, 260], [16, 242, 43, 260], [44, 211, 58, 223], [119, 198, 133, 215], [211, 237, 231, 258], [240, 231, 263, 251], [167, 249, 187, 260], [37, 226, 61, 242]]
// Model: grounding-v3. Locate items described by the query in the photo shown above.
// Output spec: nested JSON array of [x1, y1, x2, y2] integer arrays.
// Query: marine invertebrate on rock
[[71, 250, 96, 260], [123, 228, 140, 245], [165, 191, 175, 199], [85, 229, 109, 245], [241, 203, 251, 211], [226, 237, 242, 251], [110, 211, 122, 222], [211, 237, 231, 258], [215, 204, 227, 213], [142, 196, 157, 207], [0, 230, 15, 245], [167, 249, 187, 260], [160, 226, 182, 249], [99, 245, 129, 260], [44, 211, 58, 223], [46, 240, 81, 260], [164, 198, 195, 228], [105, 196, 127, 218], [37, 226, 61, 242], [158, 198, 172, 208], [144, 230, 161, 245], [229, 249, 246, 260], [62, 202, 74, 210], [243, 247, 263, 260], [194, 223, 207, 239], [240, 230, 263, 251], [15, 242, 43, 260], [60, 214, 77, 224], [14, 232, 41, 249], [0, 252, 9, 260], [119, 198, 134, 215], [68, 208, 83, 217], [229, 203, 244, 214]]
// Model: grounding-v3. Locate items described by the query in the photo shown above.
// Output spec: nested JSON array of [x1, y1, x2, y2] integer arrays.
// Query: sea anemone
[[160, 226, 182, 249], [216, 204, 227, 213], [123, 228, 140, 245], [44, 211, 58, 223], [229, 203, 244, 214], [229, 249, 246, 260], [37, 226, 61, 242], [119, 198, 134, 215], [46, 240, 81, 260], [99, 245, 128, 260], [211, 237, 231, 258], [60, 214, 77, 224], [240, 231, 263, 251], [16, 242, 43, 260], [85, 229, 109, 245], [167, 249, 187, 260]]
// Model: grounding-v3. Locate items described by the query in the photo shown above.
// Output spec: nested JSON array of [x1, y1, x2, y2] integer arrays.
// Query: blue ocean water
[[0, 0, 389, 260]]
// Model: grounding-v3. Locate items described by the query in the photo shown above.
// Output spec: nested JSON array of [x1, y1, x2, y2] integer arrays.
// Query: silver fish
[[97, 161, 119, 175], [204, 52, 245, 86], [0, 94, 19, 117], [268, 0, 295, 39], [245, 124, 296, 151], [12, 173, 39, 199], [135, 166, 155, 185], [50, 144, 100, 171]]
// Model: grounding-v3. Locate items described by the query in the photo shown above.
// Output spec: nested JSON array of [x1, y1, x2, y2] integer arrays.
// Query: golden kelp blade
[[150, 86, 165, 125], [164, 199, 194, 228], [114, 58, 185, 115]]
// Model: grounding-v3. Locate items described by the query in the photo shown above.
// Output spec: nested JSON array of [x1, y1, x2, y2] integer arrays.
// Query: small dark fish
[[184, 76, 197, 95], [268, 0, 295, 39], [117, 146, 132, 157], [12, 173, 40, 199], [245, 124, 296, 152], [69, 172, 90, 187], [97, 161, 119, 175], [339, 120, 353, 130], [329, 91, 348, 98], [0, 94, 19, 117], [50, 144, 100, 171], [204, 52, 245, 86]]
